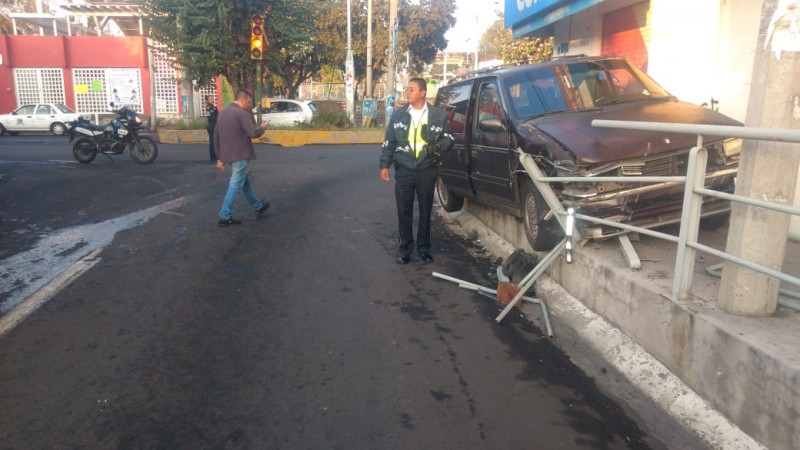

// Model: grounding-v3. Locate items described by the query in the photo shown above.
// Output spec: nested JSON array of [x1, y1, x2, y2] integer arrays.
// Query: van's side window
[[476, 82, 503, 125], [505, 69, 566, 119], [437, 83, 471, 135]]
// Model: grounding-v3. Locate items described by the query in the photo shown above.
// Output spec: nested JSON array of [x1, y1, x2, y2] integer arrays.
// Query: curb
[[157, 129, 384, 147], [436, 207, 764, 450]]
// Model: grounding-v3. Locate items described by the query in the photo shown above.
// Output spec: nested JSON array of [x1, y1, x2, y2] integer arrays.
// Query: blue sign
[[362, 98, 377, 119], [506, 0, 606, 38], [505, 0, 563, 28]]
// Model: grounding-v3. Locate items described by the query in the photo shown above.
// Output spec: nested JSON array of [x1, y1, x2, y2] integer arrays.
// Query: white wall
[[551, 0, 762, 123]]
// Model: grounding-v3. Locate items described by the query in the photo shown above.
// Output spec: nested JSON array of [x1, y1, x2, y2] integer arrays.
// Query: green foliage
[[141, 0, 456, 100], [300, 106, 351, 130], [159, 117, 208, 130], [401, 0, 457, 73], [315, 0, 456, 96], [481, 13, 554, 65], [221, 76, 235, 106], [140, 0, 271, 91]]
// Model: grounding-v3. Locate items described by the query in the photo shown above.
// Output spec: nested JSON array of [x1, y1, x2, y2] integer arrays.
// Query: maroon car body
[[434, 56, 742, 250]]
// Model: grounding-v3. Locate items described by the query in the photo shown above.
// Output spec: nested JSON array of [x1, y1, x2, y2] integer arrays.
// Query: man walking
[[379, 78, 454, 264], [215, 90, 269, 226]]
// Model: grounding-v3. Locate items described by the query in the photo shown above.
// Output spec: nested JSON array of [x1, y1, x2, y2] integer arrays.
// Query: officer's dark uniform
[[379, 103, 454, 260], [206, 100, 219, 161]]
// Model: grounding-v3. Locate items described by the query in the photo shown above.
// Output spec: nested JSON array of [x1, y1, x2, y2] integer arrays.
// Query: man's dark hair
[[409, 77, 427, 92], [205, 95, 212, 101], [235, 90, 252, 101]]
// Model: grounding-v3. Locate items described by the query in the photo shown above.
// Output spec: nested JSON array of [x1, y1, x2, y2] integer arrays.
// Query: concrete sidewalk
[[450, 202, 799, 450]]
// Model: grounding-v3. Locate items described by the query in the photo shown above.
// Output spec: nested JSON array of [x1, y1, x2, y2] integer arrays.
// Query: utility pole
[[346, 0, 354, 124], [366, 0, 373, 98], [387, 0, 398, 98], [718, 0, 800, 316], [384, 0, 398, 125]]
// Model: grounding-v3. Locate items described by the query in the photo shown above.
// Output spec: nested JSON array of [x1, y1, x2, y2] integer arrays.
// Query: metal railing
[[518, 120, 800, 313]]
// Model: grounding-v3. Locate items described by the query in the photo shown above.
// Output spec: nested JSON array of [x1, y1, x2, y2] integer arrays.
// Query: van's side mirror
[[479, 118, 505, 132]]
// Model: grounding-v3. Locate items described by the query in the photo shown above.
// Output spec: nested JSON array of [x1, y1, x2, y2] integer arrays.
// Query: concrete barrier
[[157, 129, 384, 147]]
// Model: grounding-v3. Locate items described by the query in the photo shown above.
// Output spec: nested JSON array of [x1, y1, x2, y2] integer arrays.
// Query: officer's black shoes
[[420, 253, 434, 263], [396, 255, 411, 265], [255, 201, 270, 216], [218, 217, 242, 227]]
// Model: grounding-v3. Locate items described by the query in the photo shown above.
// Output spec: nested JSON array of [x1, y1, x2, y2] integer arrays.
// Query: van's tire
[[0, 124, 6, 136], [521, 180, 561, 251], [436, 177, 464, 212]]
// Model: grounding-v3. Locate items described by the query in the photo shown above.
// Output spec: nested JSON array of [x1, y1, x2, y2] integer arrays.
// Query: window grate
[[13, 68, 65, 106], [73, 68, 142, 114], [152, 45, 179, 115]]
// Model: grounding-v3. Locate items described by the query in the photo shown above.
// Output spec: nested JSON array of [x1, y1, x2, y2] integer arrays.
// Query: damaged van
[[434, 56, 741, 251]]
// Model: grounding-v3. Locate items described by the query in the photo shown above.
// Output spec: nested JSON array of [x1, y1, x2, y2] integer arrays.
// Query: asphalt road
[[0, 135, 695, 449]]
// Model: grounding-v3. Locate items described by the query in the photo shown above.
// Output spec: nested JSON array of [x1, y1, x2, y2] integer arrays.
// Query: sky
[[445, 0, 504, 52]]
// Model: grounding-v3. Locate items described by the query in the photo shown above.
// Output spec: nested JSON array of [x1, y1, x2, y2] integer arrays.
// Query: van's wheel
[[435, 177, 464, 212], [521, 180, 561, 251], [50, 122, 66, 136], [0, 124, 6, 136]]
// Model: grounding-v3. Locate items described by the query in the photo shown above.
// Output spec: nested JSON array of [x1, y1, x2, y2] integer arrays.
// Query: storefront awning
[[505, 0, 606, 38]]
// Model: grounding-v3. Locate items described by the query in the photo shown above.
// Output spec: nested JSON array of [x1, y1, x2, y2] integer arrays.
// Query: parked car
[[253, 99, 316, 127], [433, 56, 742, 251], [0, 103, 84, 136]]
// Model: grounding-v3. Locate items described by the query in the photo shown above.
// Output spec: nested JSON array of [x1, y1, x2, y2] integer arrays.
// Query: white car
[[253, 99, 316, 127], [0, 103, 84, 136]]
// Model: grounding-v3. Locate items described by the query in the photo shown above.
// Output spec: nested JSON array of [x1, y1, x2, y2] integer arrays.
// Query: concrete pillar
[[718, 0, 800, 315], [792, 163, 800, 241]]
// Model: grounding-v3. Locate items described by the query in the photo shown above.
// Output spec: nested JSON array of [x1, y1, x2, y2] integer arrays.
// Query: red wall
[[0, 37, 14, 113], [0, 35, 151, 114]]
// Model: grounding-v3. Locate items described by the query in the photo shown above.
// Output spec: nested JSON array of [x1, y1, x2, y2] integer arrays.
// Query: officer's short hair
[[409, 78, 427, 93]]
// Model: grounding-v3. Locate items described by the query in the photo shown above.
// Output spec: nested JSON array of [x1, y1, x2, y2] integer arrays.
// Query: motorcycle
[[65, 103, 159, 164]]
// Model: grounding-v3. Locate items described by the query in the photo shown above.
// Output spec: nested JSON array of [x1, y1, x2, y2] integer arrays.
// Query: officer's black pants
[[394, 165, 437, 257], [207, 127, 217, 160]]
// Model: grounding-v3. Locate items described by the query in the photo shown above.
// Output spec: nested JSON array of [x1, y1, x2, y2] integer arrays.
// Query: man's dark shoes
[[419, 253, 434, 263], [255, 201, 270, 216], [395, 255, 410, 265], [218, 217, 242, 227]]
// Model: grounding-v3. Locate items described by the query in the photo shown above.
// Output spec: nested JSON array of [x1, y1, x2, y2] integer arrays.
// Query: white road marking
[[0, 249, 101, 338], [0, 197, 187, 325]]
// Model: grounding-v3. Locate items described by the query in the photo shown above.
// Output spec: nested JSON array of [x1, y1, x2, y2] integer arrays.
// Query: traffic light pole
[[255, 61, 262, 126]]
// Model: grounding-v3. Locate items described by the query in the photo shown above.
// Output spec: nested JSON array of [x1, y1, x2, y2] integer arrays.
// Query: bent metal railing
[[500, 120, 800, 320]]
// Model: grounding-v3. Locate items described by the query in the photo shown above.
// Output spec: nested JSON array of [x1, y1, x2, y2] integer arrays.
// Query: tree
[[141, 0, 270, 91], [400, 0, 456, 73], [315, 0, 456, 97], [482, 14, 553, 65], [264, 0, 340, 98]]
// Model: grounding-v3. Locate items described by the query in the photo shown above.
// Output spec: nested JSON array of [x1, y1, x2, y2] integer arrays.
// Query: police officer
[[379, 78, 454, 264], [205, 95, 219, 161]]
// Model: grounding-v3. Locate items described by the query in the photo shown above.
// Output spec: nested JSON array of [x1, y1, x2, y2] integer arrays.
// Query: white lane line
[[0, 197, 188, 316], [0, 249, 102, 338]]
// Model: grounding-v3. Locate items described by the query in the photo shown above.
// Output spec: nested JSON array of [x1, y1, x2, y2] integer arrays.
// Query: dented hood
[[527, 99, 742, 164]]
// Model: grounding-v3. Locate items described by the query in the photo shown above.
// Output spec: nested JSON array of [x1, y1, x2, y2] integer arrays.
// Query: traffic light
[[250, 15, 264, 60]]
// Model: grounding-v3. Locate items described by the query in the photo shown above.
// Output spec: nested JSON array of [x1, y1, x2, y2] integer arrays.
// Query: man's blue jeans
[[219, 160, 264, 219]]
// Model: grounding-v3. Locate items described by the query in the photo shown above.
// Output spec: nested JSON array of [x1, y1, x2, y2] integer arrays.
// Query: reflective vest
[[407, 109, 428, 158]]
